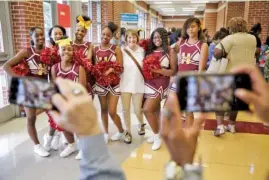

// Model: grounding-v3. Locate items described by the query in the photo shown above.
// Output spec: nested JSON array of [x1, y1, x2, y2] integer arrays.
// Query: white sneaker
[[75, 150, 82, 160], [34, 144, 50, 157], [51, 133, 60, 150], [111, 132, 125, 141], [213, 125, 225, 137], [43, 133, 53, 151], [104, 134, 109, 144], [152, 135, 162, 151], [147, 135, 154, 144], [60, 143, 77, 158], [225, 124, 236, 133]]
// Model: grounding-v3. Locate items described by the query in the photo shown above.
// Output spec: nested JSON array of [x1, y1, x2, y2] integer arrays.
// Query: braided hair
[[146, 28, 169, 56]]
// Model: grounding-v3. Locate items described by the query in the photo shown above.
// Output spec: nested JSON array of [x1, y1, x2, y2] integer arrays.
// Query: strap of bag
[[220, 42, 227, 58], [124, 48, 145, 79]]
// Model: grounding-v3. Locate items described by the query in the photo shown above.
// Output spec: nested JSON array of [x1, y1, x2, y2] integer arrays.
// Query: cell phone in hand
[[9, 77, 59, 110], [176, 73, 252, 112]]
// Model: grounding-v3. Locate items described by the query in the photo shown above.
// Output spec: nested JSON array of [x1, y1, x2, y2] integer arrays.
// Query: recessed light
[[154, 1, 173, 4]]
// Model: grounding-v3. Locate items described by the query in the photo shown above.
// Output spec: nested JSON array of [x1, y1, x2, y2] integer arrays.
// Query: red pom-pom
[[73, 49, 92, 72], [40, 47, 60, 66], [46, 111, 64, 131], [142, 55, 161, 80], [139, 39, 150, 52], [12, 61, 30, 76], [92, 61, 123, 86]]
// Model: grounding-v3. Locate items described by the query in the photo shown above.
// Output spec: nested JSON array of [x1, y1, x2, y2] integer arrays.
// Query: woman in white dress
[[120, 29, 145, 143]]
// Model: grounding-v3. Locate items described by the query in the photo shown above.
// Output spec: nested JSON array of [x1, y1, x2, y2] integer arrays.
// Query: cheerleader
[[48, 25, 67, 48], [169, 17, 208, 127], [93, 22, 127, 144], [43, 25, 66, 153], [143, 28, 177, 151], [3, 27, 50, 157], [120, 29, 146, 144], [72, 15, 94, 97], [49, 38, 87, 158]]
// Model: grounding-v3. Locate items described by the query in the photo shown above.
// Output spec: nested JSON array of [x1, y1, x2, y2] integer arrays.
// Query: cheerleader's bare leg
[[107, 92, 124, 133], [98, 95, 109, 134], [25, 107, 50, 157]]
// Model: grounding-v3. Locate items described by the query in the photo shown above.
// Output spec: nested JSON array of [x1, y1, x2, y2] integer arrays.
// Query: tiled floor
[[0, 98, 269, 180]]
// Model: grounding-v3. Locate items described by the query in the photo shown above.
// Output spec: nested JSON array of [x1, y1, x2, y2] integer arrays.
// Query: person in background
[[264, 36, 269, 83], [213, 17, 256, 136], [170, 28, 182, 45], [110, 28, 121, 46], [249, 23, 262, 65], [3, 27, 50, 157], [207, 31, 228, 67], [170, 17, 208, 128], [203, 28, 212, 46], [143, 28, 177, 151], [220, 27, 230, 36], [120, 29, 146, 143], [259, 36, 269, 75]]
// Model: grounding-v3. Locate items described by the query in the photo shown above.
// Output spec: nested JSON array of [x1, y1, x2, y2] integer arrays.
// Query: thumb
[[235, 89, 260, 106]]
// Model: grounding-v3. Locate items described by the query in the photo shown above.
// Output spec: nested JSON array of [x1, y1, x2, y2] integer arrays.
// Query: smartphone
[[9, 77, 58, 110], [177, 73, 252, 112]]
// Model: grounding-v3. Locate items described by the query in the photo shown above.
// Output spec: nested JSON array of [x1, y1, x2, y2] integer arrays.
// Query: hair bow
[[77, 15, 91, 30], [56, 38, 72, 47]]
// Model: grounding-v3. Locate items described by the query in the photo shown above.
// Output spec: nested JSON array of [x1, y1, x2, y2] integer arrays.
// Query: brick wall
[[10, 1, 44, 53], [204, 3, 218, 37], [247, 1, 269, 42], [101, 1, 113, 28], [226, 2, 245, 26], [216, 2, 226, 31], [113, 1, 135, 27]]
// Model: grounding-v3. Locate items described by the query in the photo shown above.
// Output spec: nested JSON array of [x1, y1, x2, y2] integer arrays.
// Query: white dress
[[120, 46, 145, 94]]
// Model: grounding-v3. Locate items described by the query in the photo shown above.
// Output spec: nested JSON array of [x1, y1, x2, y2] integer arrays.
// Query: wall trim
[[218, 3, 227, 12], [162, 19, 187, 22]]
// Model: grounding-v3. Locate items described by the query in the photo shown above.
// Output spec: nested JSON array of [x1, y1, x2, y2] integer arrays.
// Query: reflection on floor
[[0, 109, 269, 180]]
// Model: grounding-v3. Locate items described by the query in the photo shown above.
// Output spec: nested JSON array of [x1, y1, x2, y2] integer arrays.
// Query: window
[[0, 2, 13, 62], [43, 1, 53, 46]]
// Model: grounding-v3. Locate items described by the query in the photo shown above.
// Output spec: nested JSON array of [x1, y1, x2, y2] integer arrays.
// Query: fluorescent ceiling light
[[154, 1, 173, 4], [191, 0, 209, 3], [162, 10, 176, 12]]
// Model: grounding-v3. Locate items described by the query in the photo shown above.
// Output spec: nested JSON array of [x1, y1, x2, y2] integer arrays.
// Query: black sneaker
[[124, 132, 132, 144], [138, 123, 146, 136]]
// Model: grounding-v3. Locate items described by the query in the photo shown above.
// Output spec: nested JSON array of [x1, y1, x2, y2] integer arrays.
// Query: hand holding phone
[[176, 73, 252, 112]]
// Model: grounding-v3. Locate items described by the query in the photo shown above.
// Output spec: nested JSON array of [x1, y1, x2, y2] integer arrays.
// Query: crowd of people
[[2, 14, 269, 179]]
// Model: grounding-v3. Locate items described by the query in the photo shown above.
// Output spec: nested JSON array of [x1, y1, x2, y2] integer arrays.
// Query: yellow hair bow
[[56, 38, 72, 47], [77, 15, 91, 30]]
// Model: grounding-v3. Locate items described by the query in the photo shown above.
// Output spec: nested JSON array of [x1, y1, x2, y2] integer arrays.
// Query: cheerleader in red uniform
[[43, 25, 66, 152], [49, 38, 87, 158], [169, 18, 208, 128], [143, 28, 177, 151], [3, 27, 50, 157], [93, 22, 127, 144], [72, 15, 94, 97]]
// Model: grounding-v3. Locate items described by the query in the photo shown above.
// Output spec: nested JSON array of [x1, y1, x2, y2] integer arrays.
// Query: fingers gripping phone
[[9, 77, 59, 110], [177, 73, 252, 112]]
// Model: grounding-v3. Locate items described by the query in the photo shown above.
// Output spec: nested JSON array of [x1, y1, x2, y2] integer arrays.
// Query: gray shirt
[[78, 134, 126, 180]]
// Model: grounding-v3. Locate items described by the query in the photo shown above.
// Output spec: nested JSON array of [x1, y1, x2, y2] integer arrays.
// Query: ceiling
[[145, 0, 219, 16]]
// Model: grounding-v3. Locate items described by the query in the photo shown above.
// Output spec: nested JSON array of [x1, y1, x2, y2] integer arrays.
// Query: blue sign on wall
[[120, 13, 139, 22]]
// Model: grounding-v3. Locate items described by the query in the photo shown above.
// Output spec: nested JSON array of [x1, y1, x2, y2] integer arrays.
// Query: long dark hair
[[29, 26, 42, 46], [48, 25, 67, 46], [250, 23, 262, 34], [146, 28, 169, 56], [181, 17, 204, 41]]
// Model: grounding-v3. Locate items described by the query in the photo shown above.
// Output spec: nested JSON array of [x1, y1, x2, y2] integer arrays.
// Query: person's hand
[[151, 69, 162, 74], [161, 92, 204, 166], [104, 68, 114, 76], [232, 65, 269, 124], [49, 78, 101, 137]]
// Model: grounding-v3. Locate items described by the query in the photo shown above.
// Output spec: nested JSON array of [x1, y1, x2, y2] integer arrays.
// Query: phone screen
[[9, 77, 58, 110], [177, 74, 251, 112]]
